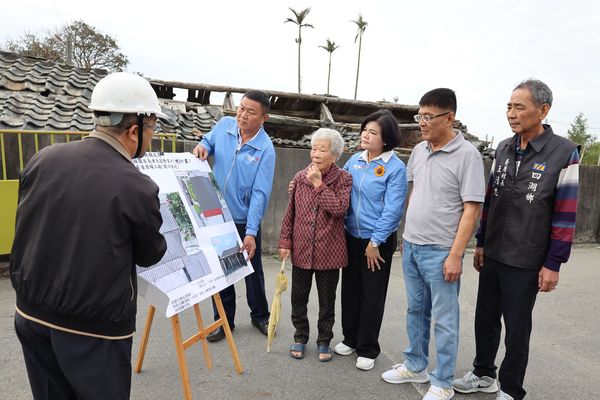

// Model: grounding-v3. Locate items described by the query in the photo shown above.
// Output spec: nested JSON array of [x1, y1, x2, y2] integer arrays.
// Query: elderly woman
[[334, 110, 408, 371], [279, 128, 352, 362]]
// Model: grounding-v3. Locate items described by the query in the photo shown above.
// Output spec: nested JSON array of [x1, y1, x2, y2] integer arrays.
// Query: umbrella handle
[[280, 258, 286, 273]]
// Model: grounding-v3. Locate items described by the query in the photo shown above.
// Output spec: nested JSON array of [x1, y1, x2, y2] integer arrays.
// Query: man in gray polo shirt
[[381, 88, 485, 400]]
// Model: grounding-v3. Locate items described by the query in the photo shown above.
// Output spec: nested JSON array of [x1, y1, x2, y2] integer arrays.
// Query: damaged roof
[[0, 53, 103, 131], [0, 51, 215, 135], [0, 51, 489, 153]]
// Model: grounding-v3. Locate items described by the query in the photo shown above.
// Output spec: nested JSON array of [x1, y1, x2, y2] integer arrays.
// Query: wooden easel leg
[[193, 304, 213, 370], [171, 314, 193, 400], [134, 305, 155, 373], [213, 293, 243, 374]]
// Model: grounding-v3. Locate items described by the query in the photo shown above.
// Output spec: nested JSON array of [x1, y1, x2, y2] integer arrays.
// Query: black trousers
[[341, 231, 397, 359], [212, 224, 270, 327], [472, 256, 539, 400], [291, 266, 340, 346], [14, 313, 133, 400]]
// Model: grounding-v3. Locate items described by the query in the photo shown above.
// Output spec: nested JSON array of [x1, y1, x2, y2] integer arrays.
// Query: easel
[[134, 293, 243, 400]]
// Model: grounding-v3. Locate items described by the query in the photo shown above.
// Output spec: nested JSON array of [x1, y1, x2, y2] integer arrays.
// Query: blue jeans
[[402, 240, 460, 389]]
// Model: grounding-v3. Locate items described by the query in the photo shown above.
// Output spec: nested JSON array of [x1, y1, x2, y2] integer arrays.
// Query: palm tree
[[351, 14, 368, 100], [285, 7, 314, 93], [318, 39, 339, 95]]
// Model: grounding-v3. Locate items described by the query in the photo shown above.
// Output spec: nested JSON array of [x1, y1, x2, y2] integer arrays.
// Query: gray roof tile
[[0, 51, 216, 137]]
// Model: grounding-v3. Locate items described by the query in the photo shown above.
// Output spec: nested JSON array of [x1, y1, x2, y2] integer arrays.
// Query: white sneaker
[[423, 385, 454, 400], [334, 342, 355, 356], [356, 356, 375, 371], [496, 390, 514, 400], [381, 363, 429, 384], [452, 370, 499, 393]]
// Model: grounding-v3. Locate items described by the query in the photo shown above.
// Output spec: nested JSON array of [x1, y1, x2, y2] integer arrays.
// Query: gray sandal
[[318, 345, 333, 362], [290, 343, 305, 359]]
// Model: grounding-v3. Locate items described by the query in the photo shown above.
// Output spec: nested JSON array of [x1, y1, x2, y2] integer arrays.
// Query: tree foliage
[[318, 39, 339, 55], [584, 142, 600, 166], [567, 113, 598, 165], [2, 20, 128, 72], [167, 192, 195, 241]]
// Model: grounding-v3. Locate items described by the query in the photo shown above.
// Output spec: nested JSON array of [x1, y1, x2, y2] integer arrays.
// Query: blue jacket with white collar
[[343, 150, 408, 245], [199, 116, 275, 236]]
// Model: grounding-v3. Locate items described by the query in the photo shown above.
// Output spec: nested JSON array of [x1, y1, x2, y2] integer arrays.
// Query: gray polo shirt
[[403, 132, 485, 247]]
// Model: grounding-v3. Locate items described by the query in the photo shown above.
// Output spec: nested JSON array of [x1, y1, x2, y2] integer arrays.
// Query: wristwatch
[[369, 240, 378, 248]]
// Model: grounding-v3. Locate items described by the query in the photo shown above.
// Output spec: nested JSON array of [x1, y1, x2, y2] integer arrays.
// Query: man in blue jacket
[[193, 90, 275, 341]]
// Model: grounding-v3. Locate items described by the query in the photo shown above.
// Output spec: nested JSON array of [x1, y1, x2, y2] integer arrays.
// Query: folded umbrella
[[267, 258, 288, 352]]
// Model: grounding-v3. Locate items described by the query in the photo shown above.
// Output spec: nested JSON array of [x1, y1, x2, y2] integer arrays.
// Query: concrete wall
[[247, 146, 599, 250], [181, 141, 600, 249], [261, 147, 360, 252], [181, 141, 363, 251], [256, 147, 489, 252], [3, 139, 599, 255]]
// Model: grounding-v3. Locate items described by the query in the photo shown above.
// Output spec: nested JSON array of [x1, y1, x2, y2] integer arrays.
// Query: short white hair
[[310, 128, 345, 159]]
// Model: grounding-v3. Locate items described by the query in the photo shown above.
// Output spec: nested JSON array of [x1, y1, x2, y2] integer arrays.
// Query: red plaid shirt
[[279, 164, 352, 270]]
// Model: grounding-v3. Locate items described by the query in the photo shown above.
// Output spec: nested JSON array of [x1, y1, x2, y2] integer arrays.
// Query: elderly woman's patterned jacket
[[278, 163, 352, 270]]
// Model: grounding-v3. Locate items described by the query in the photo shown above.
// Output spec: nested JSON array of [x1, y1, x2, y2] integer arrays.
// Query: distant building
[[218, 246, 246, 277]]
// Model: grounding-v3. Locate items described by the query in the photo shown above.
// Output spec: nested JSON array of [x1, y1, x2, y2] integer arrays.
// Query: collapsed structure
[[0, 50, 490, 156]]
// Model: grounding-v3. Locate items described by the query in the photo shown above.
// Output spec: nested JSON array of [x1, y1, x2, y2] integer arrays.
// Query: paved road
[[1, 245, 599, 400]]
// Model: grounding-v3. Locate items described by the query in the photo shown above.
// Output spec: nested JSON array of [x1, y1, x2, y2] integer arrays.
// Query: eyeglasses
[[413, 112, 451, 123], [143, 123, 158, 132]]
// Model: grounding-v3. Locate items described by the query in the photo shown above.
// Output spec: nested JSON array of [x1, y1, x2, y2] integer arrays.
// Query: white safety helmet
[[89, 72, 166, 126]]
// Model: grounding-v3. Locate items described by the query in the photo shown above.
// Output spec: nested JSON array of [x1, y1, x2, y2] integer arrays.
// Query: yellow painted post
[[0, 180, 19, 254], [0, 133, 6, 180], [17, 133, 24, 171]]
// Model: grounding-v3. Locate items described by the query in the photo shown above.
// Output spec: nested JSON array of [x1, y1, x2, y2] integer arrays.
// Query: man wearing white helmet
[[10, 72, 167, 399]]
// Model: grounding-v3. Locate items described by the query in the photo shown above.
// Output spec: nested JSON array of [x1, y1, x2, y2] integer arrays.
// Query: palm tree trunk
[[354, 33, 362, 100], [326, 53, 332, 95], [297, 27, 302, 93]]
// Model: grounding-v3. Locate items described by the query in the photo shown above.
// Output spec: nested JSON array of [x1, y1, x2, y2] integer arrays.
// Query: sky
[[2, 0, 600, 145]]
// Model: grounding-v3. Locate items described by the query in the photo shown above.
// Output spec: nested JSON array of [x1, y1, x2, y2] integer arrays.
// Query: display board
[[133, 152, 253, 317]]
